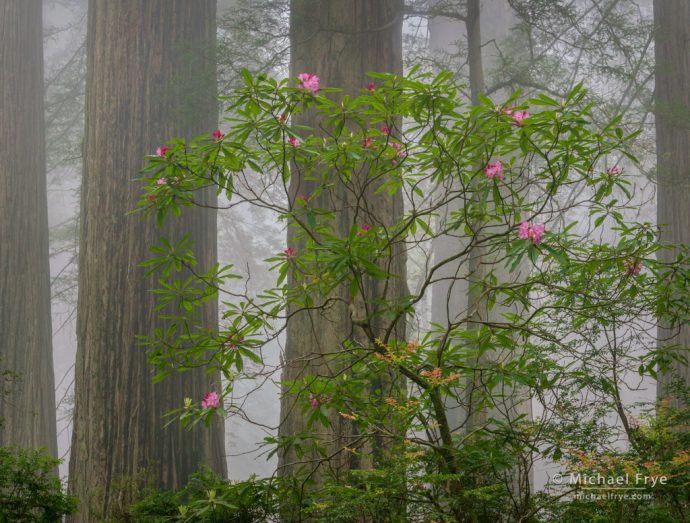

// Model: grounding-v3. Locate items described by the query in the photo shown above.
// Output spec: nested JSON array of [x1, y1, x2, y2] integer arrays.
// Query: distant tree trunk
[[68, 2, 225, 521], [0, 0, 58, 457], [279, 0, 404, 486], [428, 0, 532, 498], [654, 0, 690, 408]]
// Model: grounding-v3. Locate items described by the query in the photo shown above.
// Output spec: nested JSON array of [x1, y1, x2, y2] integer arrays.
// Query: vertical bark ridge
[[68, 2, 225, 521], [0, 0, 58, 457], [279, 0, 404, 485]]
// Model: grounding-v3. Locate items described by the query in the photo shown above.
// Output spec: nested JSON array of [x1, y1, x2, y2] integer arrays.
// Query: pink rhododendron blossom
[[362, 137, 373, 148], [356, 223, 371, 237], [367, 82, 376, 93], [391, 142, 407, 158], [484, 160, 504, 180], [201, 391, 220, 410], [287, 137, 300, 147], [511, 111, 529, 125], [156, 146, 170, 157], [518, 221, 530, 240], [518, 221, 545, 244], [284, 246, 296, 257], [298, 73, 320, 94], [309, 393, 327, 408], [380, 126, 390, 135], [156, 177, 166, 185], [607, 165, 622, 175], [623, 258, 643, 275], [212, 130, 224, 141], [529, 223, 545, 244]]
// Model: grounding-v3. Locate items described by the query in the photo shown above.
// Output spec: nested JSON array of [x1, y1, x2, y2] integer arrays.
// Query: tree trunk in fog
[[68, 2, 225, 520], [0, 0, 58, 457], [279, 0, 404, 486], [654, 0, 690, 408], [429, 0, 532, 495]]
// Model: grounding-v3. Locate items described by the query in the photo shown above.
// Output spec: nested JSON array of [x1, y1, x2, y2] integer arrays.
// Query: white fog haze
[[1, 1, 687, 521]]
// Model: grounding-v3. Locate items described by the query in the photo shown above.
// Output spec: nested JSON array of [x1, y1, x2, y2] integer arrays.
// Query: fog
[[2, 1, 687, 522]]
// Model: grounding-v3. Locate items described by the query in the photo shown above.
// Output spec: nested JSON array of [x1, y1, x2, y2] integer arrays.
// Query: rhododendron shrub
[[137, 70, 690, 521]]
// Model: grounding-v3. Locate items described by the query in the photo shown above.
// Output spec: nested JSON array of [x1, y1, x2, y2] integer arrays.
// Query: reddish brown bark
[[68, 2, 225, 520], [0, 0, 58, 457], [279, 0, 404, 485]]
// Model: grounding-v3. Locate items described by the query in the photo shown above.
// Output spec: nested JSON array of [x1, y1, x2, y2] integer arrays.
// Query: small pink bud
[[623, 258, 643, 275], [156, 146, 170, 157]]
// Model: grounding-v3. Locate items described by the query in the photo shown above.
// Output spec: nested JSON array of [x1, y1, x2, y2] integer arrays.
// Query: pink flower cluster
[[502, 107, 529, 126], [309, 393, 328, 408], [623, 258, 643, 275], [391, 142, 407, 158], [201, 391, 220, 410], [212, 130, 224, 141], [485, 160, 504, 180], [156, 145, 170, 158], [284, 246, 296, 258], [287, 136, 300, 147], [518, 221, 546, 245], [607, 165, 622, 175], [356, 223, 371, 236], [298, 73, 320, 94]]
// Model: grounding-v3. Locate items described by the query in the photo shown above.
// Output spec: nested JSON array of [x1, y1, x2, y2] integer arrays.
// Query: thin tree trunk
[[654, 0, 690, 408], [68, 2, 225, 521], [0, 0, 58, 457], [279, 0, 404, 487]]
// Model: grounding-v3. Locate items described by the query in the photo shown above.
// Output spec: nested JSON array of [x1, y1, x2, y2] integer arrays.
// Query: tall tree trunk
[[279, 0, 404, 486], [68, 2, 225, 521], [0, 0, 58, 457], [428, 0, 532, 499], [654, 0, 690, 408]]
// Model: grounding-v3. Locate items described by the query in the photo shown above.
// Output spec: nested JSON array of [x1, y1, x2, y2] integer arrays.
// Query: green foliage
[[128, 469, 277, 522], [137, 69, 690, 521], [0, 445, 77, 522]]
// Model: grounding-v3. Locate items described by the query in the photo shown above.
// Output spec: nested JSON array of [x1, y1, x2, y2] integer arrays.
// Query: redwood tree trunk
[[654, 0, 690, 407], [0, 0, 58, 457], [279, 0, 404, 485], [68, 2, 225, 521]]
